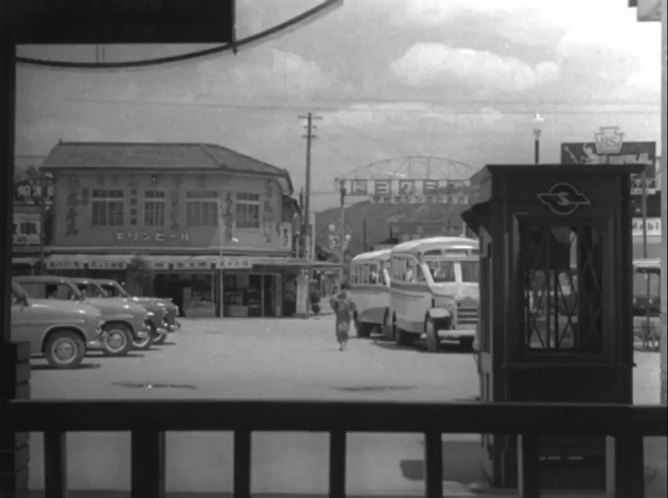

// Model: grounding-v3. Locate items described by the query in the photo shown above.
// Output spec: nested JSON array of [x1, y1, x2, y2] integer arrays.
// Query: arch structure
[[334, 156, 479, 206]]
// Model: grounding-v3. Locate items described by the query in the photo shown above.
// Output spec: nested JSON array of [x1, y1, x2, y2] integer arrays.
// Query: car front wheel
[[102, 323, 132, 356], [44, 330, 85, 369], [131, 321, 153, 350]]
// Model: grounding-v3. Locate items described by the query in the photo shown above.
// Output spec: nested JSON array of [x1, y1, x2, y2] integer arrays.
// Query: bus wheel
[[356, 321, 372, 338], [425, 318, 441, 353], [395, 326, 412, 347]]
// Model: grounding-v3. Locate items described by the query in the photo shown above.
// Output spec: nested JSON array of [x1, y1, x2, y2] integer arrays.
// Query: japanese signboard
[[115, 231, 190, 243], [216, 257, 253, 269], [12, 213, 41, 246], [561, 136, 657, 195], [342, 178, 473, 204], [632, 218, 662, 237]]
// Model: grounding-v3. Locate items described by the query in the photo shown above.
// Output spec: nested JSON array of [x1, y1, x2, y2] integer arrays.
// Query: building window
[[186, 190, 218, 227], [144, 190, 165, 226], [92, 190, 124, 226], [235, 192, 260, 228]]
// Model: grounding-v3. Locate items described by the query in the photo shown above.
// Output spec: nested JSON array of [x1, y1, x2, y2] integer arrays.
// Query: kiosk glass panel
[[520, 223, 604, 354]]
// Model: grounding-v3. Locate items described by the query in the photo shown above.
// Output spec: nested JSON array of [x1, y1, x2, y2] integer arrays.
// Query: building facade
[[38, 141, 321, 318], [12, 155, 51, 275]]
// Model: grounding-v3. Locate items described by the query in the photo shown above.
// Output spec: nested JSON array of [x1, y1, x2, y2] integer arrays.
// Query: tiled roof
[[41, 142, 289, 178]]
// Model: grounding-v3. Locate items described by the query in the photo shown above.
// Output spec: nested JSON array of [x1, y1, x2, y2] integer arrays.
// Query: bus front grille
[[457, 304, 478, 326]]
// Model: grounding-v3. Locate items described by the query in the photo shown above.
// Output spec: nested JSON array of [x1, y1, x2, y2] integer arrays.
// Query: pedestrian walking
[[329, 282, 357, 351]]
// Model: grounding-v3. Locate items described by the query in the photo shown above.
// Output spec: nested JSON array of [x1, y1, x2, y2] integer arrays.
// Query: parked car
[[70, 278, 168, 347], [14, 275, 150, 357], [95, 279, 181, 338], [11, 280, 104, 369]]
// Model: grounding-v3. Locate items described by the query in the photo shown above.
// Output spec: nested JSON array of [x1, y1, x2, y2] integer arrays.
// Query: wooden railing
[[1, 400, 666, 498]]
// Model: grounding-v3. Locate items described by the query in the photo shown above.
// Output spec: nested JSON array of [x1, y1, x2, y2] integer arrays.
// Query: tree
[[125, 254, 154, 296]]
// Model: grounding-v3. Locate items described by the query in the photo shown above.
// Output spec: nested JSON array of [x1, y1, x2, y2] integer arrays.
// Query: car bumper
[[166, 320, 181, 332]]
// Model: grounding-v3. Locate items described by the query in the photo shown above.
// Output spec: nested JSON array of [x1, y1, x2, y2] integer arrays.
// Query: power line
[[21, 96, 661, 114]]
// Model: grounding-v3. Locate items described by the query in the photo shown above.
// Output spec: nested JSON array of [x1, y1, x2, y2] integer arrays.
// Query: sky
[[15, 0, 663, 210]]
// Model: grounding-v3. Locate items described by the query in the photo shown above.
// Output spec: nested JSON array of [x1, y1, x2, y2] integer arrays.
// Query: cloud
[[324, 102, 460, 129], [390, 43, 560, 91], [192, 47, 332, 101]]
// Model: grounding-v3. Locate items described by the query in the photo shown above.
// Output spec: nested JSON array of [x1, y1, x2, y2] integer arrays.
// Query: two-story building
[[40, 141, 331, 318]]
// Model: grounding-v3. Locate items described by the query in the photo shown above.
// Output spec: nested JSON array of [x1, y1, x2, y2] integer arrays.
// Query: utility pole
[[298, 112, 322, 260], [339, 178, 346, 281], [38, 174, 47, 274]]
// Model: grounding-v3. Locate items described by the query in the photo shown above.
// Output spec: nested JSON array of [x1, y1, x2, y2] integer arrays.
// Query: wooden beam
[[424, 430, 443, 498], [0, 0, 16, 347], [2, 401, 666, 435], [11, 0, 235, 44], [328, 430, 346, 498], [131, 430, 165, 498], [233, 429, 251, 498], [44, 431, 68, 498]]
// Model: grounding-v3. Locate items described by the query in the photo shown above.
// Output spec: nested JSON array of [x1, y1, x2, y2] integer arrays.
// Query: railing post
[[517, 434, 540, 498], [424, 430, 442, 498], [131, 430, 165, 498], [44, 431, 67, 498], [614, 434, 645, 498], [234, 429, 251, 498], [0, 342, 31, 498], [329, 430, 346, 498]]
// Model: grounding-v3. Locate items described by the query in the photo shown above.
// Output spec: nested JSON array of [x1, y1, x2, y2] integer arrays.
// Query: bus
[[349, 249, 392, 338], [389, 236, 480, 351], [632, 258, 661, 351]]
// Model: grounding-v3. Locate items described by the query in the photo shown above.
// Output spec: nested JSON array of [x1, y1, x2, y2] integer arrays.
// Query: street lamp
[[532, 113, 544, 165]]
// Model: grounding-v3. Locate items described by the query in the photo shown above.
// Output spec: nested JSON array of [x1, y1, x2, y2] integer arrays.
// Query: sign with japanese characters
[[172, 259, 216, 271], [114, 231, 190, 244], [216, 256, 253, 269], [341, 178, 473, 204], [632, 218, 662, 237], [87, 259, 128, 270], [46, 259, 85, 270]]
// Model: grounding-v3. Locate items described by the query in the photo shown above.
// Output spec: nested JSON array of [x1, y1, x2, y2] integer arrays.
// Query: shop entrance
[[218, 271, 281, 318], [155, 272, 215, 318]]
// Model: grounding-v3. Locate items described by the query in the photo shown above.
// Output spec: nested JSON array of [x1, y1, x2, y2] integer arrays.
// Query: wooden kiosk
[[462, 164, 644, 489]]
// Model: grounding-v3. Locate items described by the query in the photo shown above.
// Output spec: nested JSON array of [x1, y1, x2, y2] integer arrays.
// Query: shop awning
[[251, 257, 341, 269], [12, 257, 39, 266], [44, 254, 342, 271], [46, 254, 133, 270]]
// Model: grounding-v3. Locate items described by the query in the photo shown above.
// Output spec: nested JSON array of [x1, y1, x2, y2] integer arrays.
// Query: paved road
[[26, 316, 664, 496]]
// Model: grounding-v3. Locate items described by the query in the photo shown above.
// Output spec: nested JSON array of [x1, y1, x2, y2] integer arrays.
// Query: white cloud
[[324, 102, 460, 129], [270, 49, 330, 91], [390, 43, 560, 91], [390, 0, 635, 29]]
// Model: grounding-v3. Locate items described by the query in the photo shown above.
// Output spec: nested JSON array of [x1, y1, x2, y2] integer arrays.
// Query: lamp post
[[532, 113, 544, 165], [339, 179, 346, 282]]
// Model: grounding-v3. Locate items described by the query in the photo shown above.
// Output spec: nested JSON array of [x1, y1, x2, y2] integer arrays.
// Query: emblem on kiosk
[[537, 183, 590, 215]]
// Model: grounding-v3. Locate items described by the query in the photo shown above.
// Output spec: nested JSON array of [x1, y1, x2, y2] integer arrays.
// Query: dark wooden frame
[[1, 3, 667, 498], [0, 399, 666, 498]]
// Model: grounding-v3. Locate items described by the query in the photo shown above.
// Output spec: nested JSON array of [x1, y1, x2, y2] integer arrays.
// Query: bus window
[[369, 265, 379, 284], [426, 260, 456, 283], [633, 272, 660, 299], [461, 261, 480, 283]]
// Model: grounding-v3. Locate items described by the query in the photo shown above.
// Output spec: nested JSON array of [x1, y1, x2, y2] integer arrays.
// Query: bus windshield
[[425, 260, 456, 283], [461, 260, 480, 283]]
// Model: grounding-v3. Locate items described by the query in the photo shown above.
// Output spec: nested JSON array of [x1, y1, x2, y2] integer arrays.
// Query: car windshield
[[101, 281, 130, 298], [425, 260, 456, 283], [76, 283, 109, 298]]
